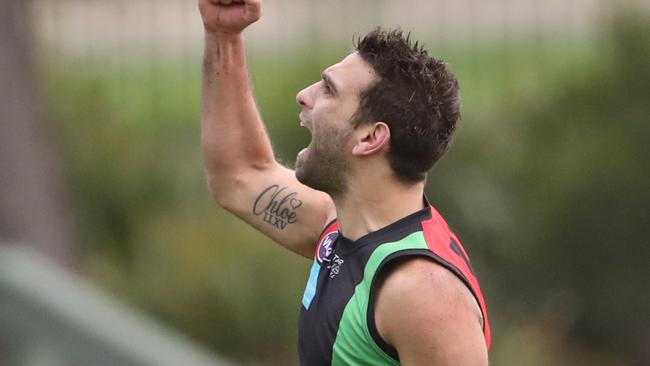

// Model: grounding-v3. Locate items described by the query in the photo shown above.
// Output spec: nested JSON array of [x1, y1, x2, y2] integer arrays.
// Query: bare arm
[[375, 258, 488, 365], [198, 0, 335, 258]]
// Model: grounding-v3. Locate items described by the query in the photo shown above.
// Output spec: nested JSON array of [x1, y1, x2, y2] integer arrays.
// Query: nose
[[296, 83, 315, 109]]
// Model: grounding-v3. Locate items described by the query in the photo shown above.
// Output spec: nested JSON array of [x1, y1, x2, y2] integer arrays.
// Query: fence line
[[32, 0, 622, 58]]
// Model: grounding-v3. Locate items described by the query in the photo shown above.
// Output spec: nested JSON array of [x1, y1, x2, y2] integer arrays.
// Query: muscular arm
[[201, 33, 271, 175], [199, 0, 335, 257], [375, 258, 488, 365]]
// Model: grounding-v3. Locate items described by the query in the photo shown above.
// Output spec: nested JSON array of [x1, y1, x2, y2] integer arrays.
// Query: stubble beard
[[295, 130, 351, 199]]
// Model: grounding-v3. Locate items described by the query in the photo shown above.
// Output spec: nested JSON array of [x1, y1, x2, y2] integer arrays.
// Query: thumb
[[243, 0, 262, 23]]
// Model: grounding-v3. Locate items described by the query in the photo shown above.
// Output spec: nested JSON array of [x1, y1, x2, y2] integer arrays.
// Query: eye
[[322, 82, 332, 95]]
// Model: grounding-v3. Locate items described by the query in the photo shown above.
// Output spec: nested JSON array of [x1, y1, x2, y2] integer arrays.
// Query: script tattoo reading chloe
[[253, 185, 303, 230]]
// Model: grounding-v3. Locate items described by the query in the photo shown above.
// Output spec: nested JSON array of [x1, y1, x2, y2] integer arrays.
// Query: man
[[198, 0, 491, 364]]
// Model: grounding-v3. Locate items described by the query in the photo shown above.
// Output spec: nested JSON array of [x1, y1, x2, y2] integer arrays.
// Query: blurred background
[[1, 0, 649, 365]]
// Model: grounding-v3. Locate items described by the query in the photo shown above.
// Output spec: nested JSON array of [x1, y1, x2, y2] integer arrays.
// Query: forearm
[[201, 32, 275, 179]]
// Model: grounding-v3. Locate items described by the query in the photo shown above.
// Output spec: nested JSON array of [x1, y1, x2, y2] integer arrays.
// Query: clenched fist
[[199, 0, 262, 35]]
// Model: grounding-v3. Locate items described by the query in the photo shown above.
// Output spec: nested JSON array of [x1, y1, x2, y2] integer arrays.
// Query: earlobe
[[352, 122, 390, 156]]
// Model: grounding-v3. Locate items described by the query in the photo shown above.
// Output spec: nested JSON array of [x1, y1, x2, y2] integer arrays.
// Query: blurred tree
[[0, 0, 77, 268], [484, 14, 650, 365]]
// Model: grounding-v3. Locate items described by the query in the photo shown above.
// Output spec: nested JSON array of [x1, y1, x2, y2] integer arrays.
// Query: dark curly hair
[[353, 28, 461, 182]]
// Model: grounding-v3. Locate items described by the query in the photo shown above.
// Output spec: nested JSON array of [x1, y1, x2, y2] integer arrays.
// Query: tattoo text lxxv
[[253, 185, 303, 230]]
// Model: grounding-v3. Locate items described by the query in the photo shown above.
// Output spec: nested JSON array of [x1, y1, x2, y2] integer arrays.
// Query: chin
[[294, 168, 310, 189], [294, 157, 305, 174], [294, 160, 315, 189]]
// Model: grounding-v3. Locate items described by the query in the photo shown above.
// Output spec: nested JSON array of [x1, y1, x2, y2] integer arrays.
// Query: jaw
[[295, 138, 350, 198]]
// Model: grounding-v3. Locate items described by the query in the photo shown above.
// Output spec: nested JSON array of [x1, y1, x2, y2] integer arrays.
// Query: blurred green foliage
[[44, 14, 648, 366]]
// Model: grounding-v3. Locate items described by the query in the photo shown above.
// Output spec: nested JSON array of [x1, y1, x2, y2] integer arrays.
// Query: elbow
[[206, 172, 245, 211], [205, 161, 277, 210]]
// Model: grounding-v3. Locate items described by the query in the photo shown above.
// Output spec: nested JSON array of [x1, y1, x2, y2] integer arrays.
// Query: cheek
[[320, 126, 353, 155], [311, 103, 356, 146]]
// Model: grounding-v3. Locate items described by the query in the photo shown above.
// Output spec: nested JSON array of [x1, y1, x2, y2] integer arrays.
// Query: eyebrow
[[321, 72, 339, 95]]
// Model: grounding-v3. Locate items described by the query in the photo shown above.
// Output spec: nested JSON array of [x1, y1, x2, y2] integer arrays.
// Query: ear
[[351, 122, 391, 156]]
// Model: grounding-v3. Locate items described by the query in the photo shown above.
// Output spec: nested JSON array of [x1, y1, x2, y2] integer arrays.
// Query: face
[[294, 53, 376, 197]]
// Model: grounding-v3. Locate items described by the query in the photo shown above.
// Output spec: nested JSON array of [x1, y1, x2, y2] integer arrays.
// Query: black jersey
[[298, 204, 491, 365]]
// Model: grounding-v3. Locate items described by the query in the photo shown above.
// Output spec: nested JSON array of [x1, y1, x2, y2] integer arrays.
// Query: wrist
[[204, 30, 244, 44], [203, 31, 247, 73]]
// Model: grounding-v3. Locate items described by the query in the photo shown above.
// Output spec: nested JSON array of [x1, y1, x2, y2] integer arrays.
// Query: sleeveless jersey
[[298, 203, 491, 365]]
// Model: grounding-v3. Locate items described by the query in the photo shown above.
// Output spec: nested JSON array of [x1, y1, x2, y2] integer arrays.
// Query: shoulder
[[374, 257, 487, 365], [374, 257, 481, 327]]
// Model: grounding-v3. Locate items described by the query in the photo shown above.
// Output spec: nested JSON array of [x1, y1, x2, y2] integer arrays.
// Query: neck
[[333, 177, 426, 241]]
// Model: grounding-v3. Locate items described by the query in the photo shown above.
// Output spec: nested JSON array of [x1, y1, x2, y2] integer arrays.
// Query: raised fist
[[199, 0, 262, 35]]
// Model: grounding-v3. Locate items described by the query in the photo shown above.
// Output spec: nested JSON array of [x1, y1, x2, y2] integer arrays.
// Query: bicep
[[376, 258, 488, 366], [208, 163, 335, 258]]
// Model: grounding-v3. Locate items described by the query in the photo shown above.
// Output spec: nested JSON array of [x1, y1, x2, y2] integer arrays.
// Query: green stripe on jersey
[[331, 231, 428, 365]]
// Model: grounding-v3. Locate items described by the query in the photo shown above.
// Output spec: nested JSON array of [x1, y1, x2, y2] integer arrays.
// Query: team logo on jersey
[[328, 254, 345, 279], [316, 231, 338, 263]]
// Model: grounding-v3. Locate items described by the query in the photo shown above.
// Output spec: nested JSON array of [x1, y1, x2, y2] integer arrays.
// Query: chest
[[298, 238, 370, 365]]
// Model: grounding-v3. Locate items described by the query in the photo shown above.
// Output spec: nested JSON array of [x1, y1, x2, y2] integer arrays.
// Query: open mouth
[[297, 115, 313, 162], [299, 111, 312, 130]]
